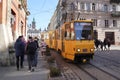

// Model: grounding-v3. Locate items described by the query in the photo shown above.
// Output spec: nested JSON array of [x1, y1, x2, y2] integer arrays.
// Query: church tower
[[32, 18, 36, 29]]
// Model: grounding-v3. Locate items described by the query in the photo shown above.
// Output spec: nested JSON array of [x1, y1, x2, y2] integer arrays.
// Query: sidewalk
[[0, 51, 49, 80], [110, 45, 120, 50]]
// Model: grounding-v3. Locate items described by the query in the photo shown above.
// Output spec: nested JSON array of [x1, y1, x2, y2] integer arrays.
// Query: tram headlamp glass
[[90, 49, 94, 52], [77, 49, 81, 52]]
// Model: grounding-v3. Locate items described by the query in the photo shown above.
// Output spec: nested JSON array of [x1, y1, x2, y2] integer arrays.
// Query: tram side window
[[64, 24, 75, 40], [58, 29, 61, 40], [65, 24, 71, 40], [52, 33, 55, 39], [70, 23, 75, 40]]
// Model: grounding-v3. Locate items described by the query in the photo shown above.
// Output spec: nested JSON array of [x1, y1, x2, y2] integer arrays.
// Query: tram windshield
[[74, 22, 93, 40]]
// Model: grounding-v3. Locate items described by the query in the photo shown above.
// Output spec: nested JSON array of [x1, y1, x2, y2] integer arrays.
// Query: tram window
[[64, 31, 67, 37], [64, 23, 75, 40], [52, 34, 55, 39], [74, 22, 93, 40], [71, 31, 74, 40], [70, 23, 75, 40], [65, 31, 70, 39], [65, 24, 71, 39], [58, 28, 61, 39]]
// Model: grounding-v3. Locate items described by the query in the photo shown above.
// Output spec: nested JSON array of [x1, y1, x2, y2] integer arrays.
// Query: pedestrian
[[26, 37, 37, 72], [107, 38, 111, 50], [14, 36, 26, 71], [103, 38, 108, 50], [94, 38, 100, 50], [34, 37, 39, 67], [40, 39, 46, 56], [99, 40, 104, 51]]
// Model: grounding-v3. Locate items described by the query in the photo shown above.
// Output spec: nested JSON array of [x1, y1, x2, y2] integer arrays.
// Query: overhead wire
[[27, 0, 55, 15], [41, 0, 46, 9], [27, 0, 58, 30]]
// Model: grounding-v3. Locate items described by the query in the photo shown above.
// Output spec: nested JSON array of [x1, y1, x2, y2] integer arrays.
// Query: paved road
[[0, 54, 49, 80], [91, 47, 120, 79]]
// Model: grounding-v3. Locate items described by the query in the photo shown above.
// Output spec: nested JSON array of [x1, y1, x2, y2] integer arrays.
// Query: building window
[[113, 20, 117, 27], [112, 5, 116, 11], [11, 15, 15, 25], [70, 3, 75, 11], [86, 3, 91, 11], [92, 19, 97, 26], [80, 2, 85, 10], [105, 20, 109, 27], [92, 3, 95, 11], [104, 4, 108, 12]]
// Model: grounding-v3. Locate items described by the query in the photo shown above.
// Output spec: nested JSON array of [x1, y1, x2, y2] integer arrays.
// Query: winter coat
[[14, 39, 26, 56], [26, 41, 37, 55]]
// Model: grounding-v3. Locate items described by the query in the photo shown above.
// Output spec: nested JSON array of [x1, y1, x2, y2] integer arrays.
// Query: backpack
[[27, 41, 37, 55]]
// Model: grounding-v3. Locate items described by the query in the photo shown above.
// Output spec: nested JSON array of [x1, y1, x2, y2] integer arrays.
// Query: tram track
[[76, 64, 97, 80], [93, 55, 120, 73], [89, 63, 120, 80], [76, 63, 120, 80], [62, 61, 120, 80], [66, 63, 97, 80], [95, 55, 120, 65], [51, 50, 120, 80]]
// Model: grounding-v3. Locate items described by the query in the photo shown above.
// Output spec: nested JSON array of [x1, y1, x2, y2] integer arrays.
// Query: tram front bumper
[[74, 53, 94, 61]]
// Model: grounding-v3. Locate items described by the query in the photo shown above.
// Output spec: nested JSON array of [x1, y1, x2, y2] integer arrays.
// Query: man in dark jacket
[[26, 37, 37, 72], [14, 36, 26, 70]]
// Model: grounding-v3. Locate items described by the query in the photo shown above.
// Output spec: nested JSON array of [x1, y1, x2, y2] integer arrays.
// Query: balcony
[[110, 0, 120, 4], [111, 11, 120, 17]]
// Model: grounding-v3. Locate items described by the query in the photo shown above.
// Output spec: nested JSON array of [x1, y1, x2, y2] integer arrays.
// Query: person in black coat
[[107, 38, 111, 50], [103, 38, 108, 50], [26, 37, 37, 72], [14, 36, 26, 70], [94, 38, 100, 50]]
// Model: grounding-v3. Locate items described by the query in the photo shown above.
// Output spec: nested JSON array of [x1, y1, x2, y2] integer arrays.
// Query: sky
[[27, 0, 59, 31]]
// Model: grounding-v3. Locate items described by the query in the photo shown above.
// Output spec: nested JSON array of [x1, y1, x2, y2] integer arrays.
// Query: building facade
[[0, 0, 28, 65], [48, 0, 120, 45]]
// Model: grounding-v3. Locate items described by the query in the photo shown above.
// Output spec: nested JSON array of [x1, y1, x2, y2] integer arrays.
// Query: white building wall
[[49, 0, 120, 45]]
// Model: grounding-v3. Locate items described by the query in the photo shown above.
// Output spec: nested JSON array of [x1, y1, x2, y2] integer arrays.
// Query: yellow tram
[[44, 20, 95, 62]]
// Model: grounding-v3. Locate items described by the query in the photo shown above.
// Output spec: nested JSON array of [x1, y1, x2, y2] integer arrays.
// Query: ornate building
[[0, 0, 29, 65], [48, 0, 120, 45], [27, 18, 41, 39]]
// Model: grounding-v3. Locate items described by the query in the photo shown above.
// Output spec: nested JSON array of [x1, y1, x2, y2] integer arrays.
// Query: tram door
[[105, 32, 115, 44]]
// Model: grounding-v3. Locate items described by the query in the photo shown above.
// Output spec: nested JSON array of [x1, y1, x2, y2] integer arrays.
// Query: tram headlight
[[90, 49, 94, 52], [77, 48, 81, 52]]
